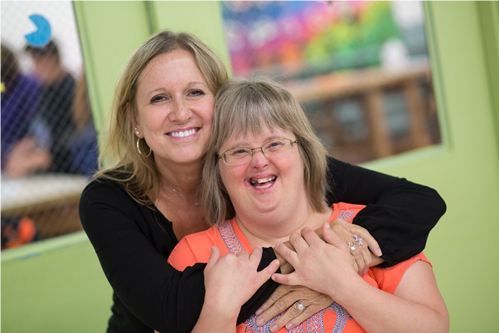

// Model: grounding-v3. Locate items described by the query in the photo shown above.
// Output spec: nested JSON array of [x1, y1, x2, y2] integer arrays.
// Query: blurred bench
[[285, 61, 436, 162], [1, 174, 89, 238]]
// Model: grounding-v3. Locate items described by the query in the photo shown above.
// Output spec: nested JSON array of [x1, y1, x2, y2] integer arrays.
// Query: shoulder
[[81, 176, 127, 201], [332, 202, 367, 222], [169, 225, 221, 270], [79, 175, 140, 218], [369, 253, 431, 294]]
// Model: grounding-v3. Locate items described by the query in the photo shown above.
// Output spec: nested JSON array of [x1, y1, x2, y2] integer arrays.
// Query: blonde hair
[[201, 77, 330, 225], [96, 30, 229, 206]]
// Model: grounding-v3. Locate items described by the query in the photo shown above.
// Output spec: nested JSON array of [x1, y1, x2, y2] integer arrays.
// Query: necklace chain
[[170, 187, 201, 206]]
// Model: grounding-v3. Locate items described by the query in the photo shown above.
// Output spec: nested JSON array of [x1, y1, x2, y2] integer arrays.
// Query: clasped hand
[[255, 219, 382, 331]]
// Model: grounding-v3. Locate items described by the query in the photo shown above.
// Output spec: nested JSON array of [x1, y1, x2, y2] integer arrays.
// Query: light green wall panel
[[150, 1, 232, 73], [1, 233, 112, 332], [73, 1, 152, 133], [477, 1, 499, 158], [364, 2, 499, 332]]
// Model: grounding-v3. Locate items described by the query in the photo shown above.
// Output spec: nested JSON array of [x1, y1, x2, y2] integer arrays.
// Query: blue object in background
[[24, 14, 51, 46]]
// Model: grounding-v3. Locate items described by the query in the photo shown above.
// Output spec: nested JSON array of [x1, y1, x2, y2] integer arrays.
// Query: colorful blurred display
[[221, 1, 440, 164]]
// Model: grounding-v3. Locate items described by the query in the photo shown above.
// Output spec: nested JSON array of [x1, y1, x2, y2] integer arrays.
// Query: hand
[[203, 246, 280, 315], [328, 218, 382, 274], [272, 223, 359, 299], [4, 137, 52, 178], [254, 284, 333, 331]]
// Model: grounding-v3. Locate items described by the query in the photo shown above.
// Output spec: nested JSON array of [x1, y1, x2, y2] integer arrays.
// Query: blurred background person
[[1, 44, 41, 248], [20, 39, 78, 175], [1, 43, 50, 177]]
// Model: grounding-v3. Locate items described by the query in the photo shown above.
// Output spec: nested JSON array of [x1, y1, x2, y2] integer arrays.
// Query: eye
[[188, 89, 205, 97], [265, 140, 285, 151], [230, 148, 251, 157], [150, 94, 169, 104]]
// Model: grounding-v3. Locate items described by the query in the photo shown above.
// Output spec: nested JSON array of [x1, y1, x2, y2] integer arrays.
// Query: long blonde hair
[[96, 31, 229, 206]]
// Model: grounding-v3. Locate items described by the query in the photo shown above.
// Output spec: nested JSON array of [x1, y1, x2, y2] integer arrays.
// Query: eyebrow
[[227, 135, 284, 149], [141, 81, 209, 99]]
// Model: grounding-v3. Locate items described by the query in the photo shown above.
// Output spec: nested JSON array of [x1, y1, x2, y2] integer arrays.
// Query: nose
[[169, 98, 192, 122], [249, 148, 269, 169]]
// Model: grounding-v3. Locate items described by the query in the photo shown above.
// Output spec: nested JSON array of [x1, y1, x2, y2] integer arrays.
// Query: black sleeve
[[79, 180, 277, 332], [325, 157, 446, 267]]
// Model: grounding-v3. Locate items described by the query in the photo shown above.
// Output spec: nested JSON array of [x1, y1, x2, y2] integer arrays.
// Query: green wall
[[2, 2, 498, 332], [1, 233, 112, 332]]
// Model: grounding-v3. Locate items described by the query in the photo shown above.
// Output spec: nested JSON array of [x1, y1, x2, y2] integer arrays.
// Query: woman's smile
[[167, 127, 200, 139]]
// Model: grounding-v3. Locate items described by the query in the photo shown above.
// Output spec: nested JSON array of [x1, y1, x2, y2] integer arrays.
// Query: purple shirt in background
[[1, 74, 42, 169]]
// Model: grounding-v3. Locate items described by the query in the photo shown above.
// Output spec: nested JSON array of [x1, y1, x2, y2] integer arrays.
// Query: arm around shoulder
[[79, 179, 206, 332], [326, 156, 446, 266]]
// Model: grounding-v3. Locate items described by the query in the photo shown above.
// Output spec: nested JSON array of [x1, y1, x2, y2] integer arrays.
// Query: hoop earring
[[136, 137, 152, 157]]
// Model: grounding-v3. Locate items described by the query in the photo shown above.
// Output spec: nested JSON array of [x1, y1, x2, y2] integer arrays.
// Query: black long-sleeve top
[[79, 157, 446, 333]]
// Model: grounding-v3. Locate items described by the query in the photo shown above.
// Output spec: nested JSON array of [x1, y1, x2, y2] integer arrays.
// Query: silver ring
[[348, 242, 356, 251], [353, 234, 363, 246], [295, 301, 305, 311]]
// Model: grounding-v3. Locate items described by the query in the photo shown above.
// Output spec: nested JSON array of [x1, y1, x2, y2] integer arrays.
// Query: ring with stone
[[353, 234, 363, 246], [295, 301, 305, 311], [348, 242, 356, 251]]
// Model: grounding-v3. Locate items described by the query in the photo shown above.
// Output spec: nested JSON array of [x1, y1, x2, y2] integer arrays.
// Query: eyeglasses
[[219, 138, 298, 166]]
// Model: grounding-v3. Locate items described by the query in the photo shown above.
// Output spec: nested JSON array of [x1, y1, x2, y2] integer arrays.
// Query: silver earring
[[136, 137, 152, 157]]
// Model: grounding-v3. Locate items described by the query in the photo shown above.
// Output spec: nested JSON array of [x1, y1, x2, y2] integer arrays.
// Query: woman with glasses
[[79, 31, 446, 333], [168, 77, 449, 333]]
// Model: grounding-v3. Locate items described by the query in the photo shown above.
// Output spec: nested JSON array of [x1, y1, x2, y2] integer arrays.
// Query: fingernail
[[255, 308, 262, 316], [286, 322, 293, 329], [270, 324, 277, 332], [256, 317, 264, 326]]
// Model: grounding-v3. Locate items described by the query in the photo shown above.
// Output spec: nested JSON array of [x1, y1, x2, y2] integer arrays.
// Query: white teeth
[[256, 177, 275, 184], [170, 129, 197, 137], [250, 176, 276, 186]]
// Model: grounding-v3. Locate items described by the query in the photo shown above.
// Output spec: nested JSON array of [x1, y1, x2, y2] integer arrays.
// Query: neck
[[156, 159, 202, 195], [235, 204, 332, 248]]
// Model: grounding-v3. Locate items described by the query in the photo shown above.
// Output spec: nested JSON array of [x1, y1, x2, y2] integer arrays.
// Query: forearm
[[80, 181, 206, 332], [191, 299, 238, 333], [327, 157, 446, 266], [324, 260, 448, 333], [333, 277, 448, 333]]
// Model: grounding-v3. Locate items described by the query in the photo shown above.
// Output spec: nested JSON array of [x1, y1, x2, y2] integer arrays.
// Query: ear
[[133, 125, 142, 138], [131, 111, 142, 138]]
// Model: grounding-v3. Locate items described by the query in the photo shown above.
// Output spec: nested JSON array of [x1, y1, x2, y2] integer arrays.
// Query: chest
[[156, 198, 209, 241]]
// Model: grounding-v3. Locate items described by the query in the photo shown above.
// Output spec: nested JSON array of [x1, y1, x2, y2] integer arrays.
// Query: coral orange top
[[168, 203, 430, 333]]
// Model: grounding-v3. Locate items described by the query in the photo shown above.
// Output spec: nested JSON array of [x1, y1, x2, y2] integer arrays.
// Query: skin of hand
[[254, 284, 333, 331], [258, 218, 383, 330], [191, 246, 280, 333], [272, 223, 449, 333], [272, 223, 356, 302], [4, 137, 52, 178], [326, 218, 383, 274]]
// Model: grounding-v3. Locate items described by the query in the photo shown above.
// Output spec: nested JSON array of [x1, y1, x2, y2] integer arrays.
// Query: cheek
[[280, 155, 305, 180], [201, 100, 215, 122], [220, 167, 244, 193]]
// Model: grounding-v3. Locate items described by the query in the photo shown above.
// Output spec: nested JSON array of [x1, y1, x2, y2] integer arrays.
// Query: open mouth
[[168, 128, 199, 138], [249, 176, 276, 189]]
